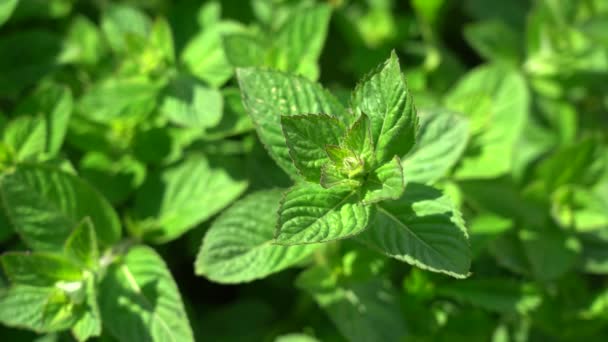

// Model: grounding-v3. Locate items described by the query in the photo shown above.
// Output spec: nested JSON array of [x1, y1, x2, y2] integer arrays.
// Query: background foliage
[[1, 0, 608, 341]]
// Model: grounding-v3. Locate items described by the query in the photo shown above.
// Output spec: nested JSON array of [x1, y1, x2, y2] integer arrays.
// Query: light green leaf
[[134, 153, 248, 244], [99, 245, 194, 342], [342, 113, 374, 167], [202, 87, 254, 139], [274, 333, 319, 342], [0, 285, 80, 333], [14, 84, 73, 157], [358, 183, 471, 278], [0, 165, 121, 251], [464, 20, 522, 63], [64, 15, 105, 65], [275, 183, 372, 245], [237, 68, 348, 178], [63, 218, 99, 271], [1, 252, 82, 287], [0, 0, 18, 26], [150, 17, 175, 64], [2, 115, 46, 161], [281, 114, 346, 181], [446, 64, 529, 179], [161, 74, 223, 129], [436, 278, 542, 314], [196, 190, 318, 283], [71, 276, 101, 342], [223, 33, 266, 68], [270, 4, 332, 80], [401, 110, 469, 184], [362, 156, 404, 204], [101, 4, 150, 53], [351, 51, 418, 165], [181, 22, 245, 87]]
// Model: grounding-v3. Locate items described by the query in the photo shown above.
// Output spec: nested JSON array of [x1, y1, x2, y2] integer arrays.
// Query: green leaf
[[237, 68, 348, 179], [133, 153, 248, 244], [0, 165, 121, 251], [281, 114, 346, 181], [14, 84, 73, 157], [63, 218, 98, 271], [275, 334, 319, 342], [275, 183, 372, 245], [196, 190, 318, 283], [270, 3, 332, 80], [0, 285, 81, 333], [71, 276, 101, 342], [223, 33, 266, 68], [297, 262, 406, 342], [401, 110, 469, 184], [101, 4, 150, 54], [161, 74, 223, 129], [0, 0, 18, 26], [2, 115, 46, 161], [99, 245, 194, 342], [351, 51, 418, 165], [361, 156, 405, 204], [342, 113, 374, 167], [464, 20, 522, 63], [149, 17, 175, 65], [1, 252, 82, 287], [445, 64, 529, 179], [64, 15, 105, 65], [358, 183, 471, 278], [202, 87, 254, 139]]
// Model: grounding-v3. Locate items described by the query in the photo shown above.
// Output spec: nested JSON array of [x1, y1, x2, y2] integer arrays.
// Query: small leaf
[[63, 218, 99, 271], [133, 153, 248, 244], [99, 245, 194, 342], [351, 51, 419, 164], [358, 183, 471, 278], [71, 276, 101, 342], [361, 156, 405, 204], [223, 33, 266, 68], [196, 190, 318, 283], [275, 183, 373, 245], [1, 252, 82, 287], [2, 115, 47, 161], [342, 113, 374, 167], [0, 165, 121, 251], [401, 110, 469, 184], [281, 114, 345, 181], [237, 67, 348, 179]]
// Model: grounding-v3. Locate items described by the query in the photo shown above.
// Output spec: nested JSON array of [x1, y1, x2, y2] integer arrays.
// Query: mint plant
[[196, 52, 471, 284]]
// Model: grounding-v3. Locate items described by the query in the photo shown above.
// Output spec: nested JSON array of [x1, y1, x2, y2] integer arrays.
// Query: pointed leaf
[[362, 156, 405, 204], [342, 113, 374, 167], [196, 190, 318, 283], [99, 246, 194, 342], [2, 115, 46, 161], [281, 114, 345, 181], [0, 165, 121, 251], [63, 218, 99, 271], [71, 276, 101, 342], [401, 110, 470, 184], [351, 51, 418, 164], [358, 183, 471, 278], [1, 252, 82, 287], [275, 183, 372, 245], [237, 68, 348, 179]]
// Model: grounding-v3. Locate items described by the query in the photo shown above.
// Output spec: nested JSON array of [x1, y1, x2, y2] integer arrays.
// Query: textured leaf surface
[[2, 115, 46, 161], [281, 114, 345, 181], [134, 153, 248, 244], [63, 218, 99, 271], [196, 190, 318, 283], [237, 68, 347, 178], [351, 52, 418, 164], [276, 183, 372, 245], [358, 183, 471, 278], [1, 252, 82, 286], [362, 156, 404, 204], [99, 246, 194, 342], [0, 165, 121, 251], [401, 110, 469, 184]]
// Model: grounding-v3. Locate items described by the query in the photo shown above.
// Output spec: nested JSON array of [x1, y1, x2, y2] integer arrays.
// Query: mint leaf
[[0, 0, 18, 26], [237, 68, 347, 179], [71, 276, 101, 341], [401, 110, 470, 184], [196, 190, 318, 283], [342, 113, 374, 167], [2, 115, 46, 161], [133, 153, 248, 244], [351, 51, 418, 164], [281, 114, 346, 181], [99, 245, 194, 342], [63, 218, 99, 271], [358, 183, 471, 278], [1, 252, 82, 287], [275, 183, 372, 244], [0, 165, 121, 251], [223, 33, 266, 68], [361, 156, 404, 204], [0, 285, 80, 333]]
